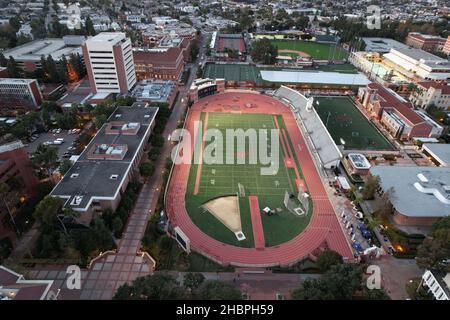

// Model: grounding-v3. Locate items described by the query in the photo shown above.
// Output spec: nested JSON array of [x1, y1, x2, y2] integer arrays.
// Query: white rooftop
[[423, 144, 450, 167], [370, 166, 450, 218], [260, 70, 371, 86]]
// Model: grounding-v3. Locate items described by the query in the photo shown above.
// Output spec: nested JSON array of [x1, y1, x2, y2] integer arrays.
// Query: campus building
[[133, 47, 185, 81], [383, 47, 450, 81], [421, 270, 450, 300], [360, 83, 436, 140], [189, 78, 225, 102], [2, 36, 85, 72], [50, 104, 158, 224], [0, 139, 39, 248], [443, 36, 450, 56], [406, 33, 446, 53], [131, 80, 178, 107], [0, 266, 55, 300], [422, 143, 450, 167], [370, 166, 450, 227], [409, 81, 450, 110], [82, 32, 136, 94], [0, 78, 43, 112]]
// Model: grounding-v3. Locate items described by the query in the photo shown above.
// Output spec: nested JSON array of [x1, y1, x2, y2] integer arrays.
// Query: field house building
[[50, 104, 158, 224]]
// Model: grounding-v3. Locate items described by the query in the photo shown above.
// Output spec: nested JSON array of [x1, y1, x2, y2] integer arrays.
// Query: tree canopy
[[250, 39, 278, 65]]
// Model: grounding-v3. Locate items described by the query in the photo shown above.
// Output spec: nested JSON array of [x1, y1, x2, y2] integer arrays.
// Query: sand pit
[[202, 196, 243, 236]]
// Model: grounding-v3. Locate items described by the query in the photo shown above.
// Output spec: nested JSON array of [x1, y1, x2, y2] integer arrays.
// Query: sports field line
[[194, 112, 209, 195]]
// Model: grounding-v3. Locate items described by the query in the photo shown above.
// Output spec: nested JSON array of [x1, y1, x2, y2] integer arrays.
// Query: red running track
[[166, 92, 353, 267], [248, 196, 265, 250]]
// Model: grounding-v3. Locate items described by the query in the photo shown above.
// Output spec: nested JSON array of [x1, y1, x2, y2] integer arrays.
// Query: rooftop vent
[[110, 174, 119, 180], [70, 173, 79, 178], [115, 114, 122, 118]]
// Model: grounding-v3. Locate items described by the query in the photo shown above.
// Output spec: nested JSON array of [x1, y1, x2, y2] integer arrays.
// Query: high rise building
[[82, 32, 136, 94]]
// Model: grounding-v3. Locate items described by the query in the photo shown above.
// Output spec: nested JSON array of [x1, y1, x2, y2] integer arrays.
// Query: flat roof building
[[361, 37, 408, 53], [0, 78, 43, 112], [260, 70, 371, 87], [0, 266, 54, 300], [131, 79, 177, 107], [2, 37, 85, 71], [370, 166, 450, 226], [133, 47, 185, 81], [383, 47, 450, 81], [422, 143, 450, 167], [50, 104, 158, 224]]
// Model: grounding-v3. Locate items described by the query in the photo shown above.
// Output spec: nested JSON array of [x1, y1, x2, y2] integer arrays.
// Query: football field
[[185, 112, 311, 248]]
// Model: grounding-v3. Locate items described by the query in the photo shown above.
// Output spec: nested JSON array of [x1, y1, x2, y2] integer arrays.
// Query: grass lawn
[[185, 112, 312, 248], [313, 96, 395, 151], [272, 40, 348, 60], [315, 63, 358, 74]]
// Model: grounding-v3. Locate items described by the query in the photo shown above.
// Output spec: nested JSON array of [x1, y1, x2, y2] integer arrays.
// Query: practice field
[[185, 112, 311, 248], [314, 96, 395, 151], [203, 63, 264, 85], [271, 40, 348, 60]]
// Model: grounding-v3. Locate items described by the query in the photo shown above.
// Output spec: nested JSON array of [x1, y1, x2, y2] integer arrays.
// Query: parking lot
[[26, 130, 81, 160]]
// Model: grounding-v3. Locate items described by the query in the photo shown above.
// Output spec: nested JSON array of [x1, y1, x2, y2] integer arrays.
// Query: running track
[[166, 92, 353, 267], [248, 196, 265, 250]]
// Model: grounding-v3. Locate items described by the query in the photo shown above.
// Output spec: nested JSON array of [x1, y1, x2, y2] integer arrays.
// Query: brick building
[[0, 140, 39, 247], [406, 32, 446, 53], [133, 47, 185, 81]]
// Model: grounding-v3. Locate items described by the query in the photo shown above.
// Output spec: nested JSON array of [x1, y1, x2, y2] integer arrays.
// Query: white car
[[355, 211, 364, 219]]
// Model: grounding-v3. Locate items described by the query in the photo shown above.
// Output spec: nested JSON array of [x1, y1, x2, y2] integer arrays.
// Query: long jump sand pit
[[202, 196, 245, 241]]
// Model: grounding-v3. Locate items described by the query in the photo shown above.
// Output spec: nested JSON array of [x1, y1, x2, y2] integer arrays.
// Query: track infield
[[165, 92, 353, 266]]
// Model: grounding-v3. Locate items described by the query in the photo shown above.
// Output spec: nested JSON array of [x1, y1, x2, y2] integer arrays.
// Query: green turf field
[[185, 112, 312, 248], [203, 63, 264, 85], [271, 40, 348, 60], [313, 96, 395, 151]]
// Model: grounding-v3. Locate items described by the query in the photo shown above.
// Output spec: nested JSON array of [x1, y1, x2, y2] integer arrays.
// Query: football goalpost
[[238, 183, 246, 197]]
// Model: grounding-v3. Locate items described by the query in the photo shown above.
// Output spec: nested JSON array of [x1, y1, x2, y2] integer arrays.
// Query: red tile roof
[[368, 82, 425, 125], [418, 81, 450, 94]]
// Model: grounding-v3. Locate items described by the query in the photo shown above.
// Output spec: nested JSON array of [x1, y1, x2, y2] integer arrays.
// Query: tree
[[292, 264, 362, 300], [95, 114, 108, 129], [30, 18, 47, 39], [416, 229, 450, 272], [0, 52, 7, 67], [197, 280, 242, 300], [16, 33, 32, 46], [183, 272, 205, 291], [432, 216, 450, 233], [6, 56, 21, 78], [250, 38, 278, 65], [362, 175, 380, 200], [8, 16, 21, 32], [362, 287, 391, 300], [316, 250, 343, 272], [58, 159, 73, 175], [33, 195, 64, 228], [84, 17, 96, 36], [33, 144, 59, 176], [113, 273, 187, 300], [139, 161, 155, 181]]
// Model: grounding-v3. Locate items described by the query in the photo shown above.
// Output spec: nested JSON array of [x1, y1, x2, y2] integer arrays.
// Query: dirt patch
[[203, 196, 242, 233], [278, 49, 311, 58]]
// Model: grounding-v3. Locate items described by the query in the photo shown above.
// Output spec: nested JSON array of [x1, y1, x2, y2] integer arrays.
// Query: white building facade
[[83, 32, 136, 94]]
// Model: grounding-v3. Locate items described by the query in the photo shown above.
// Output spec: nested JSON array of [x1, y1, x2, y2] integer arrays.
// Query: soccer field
[[314, 97, 395, 151], [272, 40, 348, 60], [185, 112, 312, 248]]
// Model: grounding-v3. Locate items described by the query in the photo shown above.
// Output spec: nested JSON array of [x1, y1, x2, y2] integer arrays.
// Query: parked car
[[53, 140, 63, 145]]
